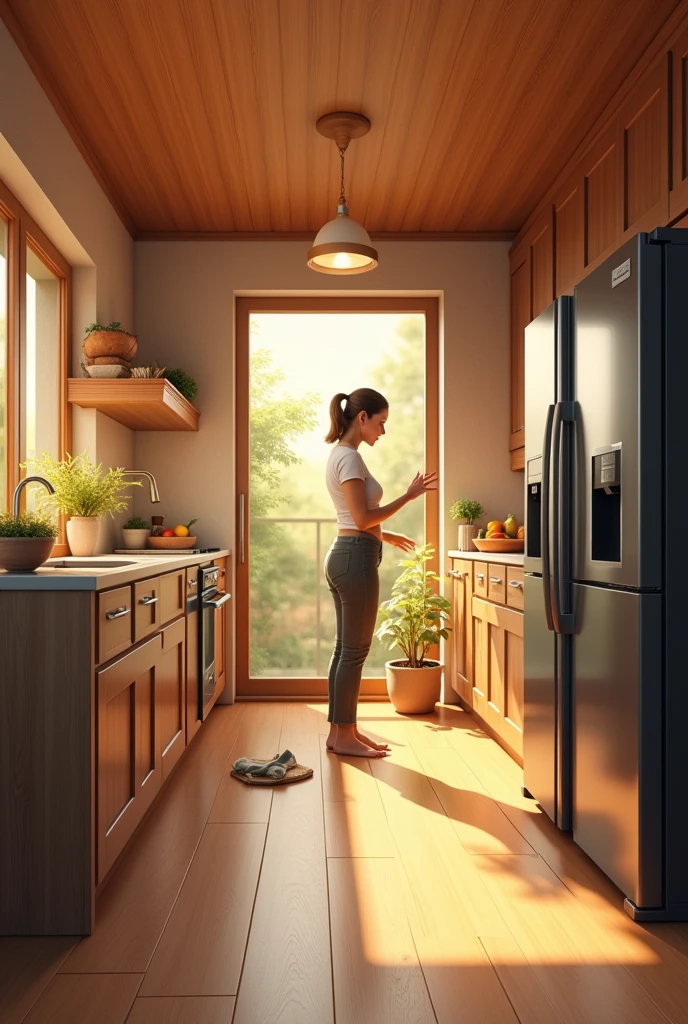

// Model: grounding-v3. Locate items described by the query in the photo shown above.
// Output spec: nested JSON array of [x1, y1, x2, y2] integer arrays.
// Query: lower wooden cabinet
[[450, 558, 524, 762], [97, 633, 163, 884], [159, 616, 186, 781]]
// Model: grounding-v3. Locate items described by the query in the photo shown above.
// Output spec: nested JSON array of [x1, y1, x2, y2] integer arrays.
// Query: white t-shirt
[[326, 445, 383, 530]]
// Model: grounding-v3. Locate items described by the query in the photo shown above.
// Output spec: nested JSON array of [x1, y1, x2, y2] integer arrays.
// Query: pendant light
[[307, 112, 378, 275]]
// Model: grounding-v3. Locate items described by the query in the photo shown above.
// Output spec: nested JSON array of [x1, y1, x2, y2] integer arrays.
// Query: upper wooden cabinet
[[671, 26, 688, 219], [619, 58, 670, 237]]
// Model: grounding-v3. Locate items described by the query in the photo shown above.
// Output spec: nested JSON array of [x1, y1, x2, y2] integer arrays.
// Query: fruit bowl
[[147, 536, 197, 550], [473, 537, 524, 553]]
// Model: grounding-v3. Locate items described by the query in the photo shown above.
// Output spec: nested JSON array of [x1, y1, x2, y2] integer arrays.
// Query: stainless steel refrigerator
[[523, 229, 688, 921]]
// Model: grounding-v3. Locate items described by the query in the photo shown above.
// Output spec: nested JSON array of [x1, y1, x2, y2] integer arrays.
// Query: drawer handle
[[448, 570, 466, 579], [476, 573, 485, 582], [509, 580, 523, 589], [490, 576, 503, 584], [139, 595, 158, 605], [106, 606, 130, 620], [188, 579, 197, 587]]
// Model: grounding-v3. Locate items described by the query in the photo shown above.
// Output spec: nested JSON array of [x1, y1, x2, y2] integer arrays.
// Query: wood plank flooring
[[4, 701, 688, 1023]]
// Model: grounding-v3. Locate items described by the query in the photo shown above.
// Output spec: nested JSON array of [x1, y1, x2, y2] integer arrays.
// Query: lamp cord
[[338, 147, 346, 205]]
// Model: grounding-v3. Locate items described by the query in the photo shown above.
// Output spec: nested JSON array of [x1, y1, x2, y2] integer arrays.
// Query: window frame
[[0, 177, 72, 554]]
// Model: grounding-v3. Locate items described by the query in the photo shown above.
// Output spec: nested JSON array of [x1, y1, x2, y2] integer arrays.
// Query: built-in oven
[[198, 564, 231, 720]]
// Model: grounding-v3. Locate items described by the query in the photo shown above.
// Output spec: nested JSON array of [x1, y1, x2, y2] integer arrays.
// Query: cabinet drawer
[[448, 559, 472, 584], [487, 565, 507, 604], [473, 562, 488, 598], [506, 567, 524, 610], [98, 586, 133, 663], [135, 569, 185, 642]]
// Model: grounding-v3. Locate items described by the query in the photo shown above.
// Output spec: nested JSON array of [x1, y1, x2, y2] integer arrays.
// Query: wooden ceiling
[[1, 0, 681, 237]]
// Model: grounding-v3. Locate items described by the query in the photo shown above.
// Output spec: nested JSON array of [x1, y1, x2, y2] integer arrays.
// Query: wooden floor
[[3, 700, 688, 1023]]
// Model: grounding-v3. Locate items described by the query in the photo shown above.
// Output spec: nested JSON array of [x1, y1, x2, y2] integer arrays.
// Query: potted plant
[[25, 452, 139, 557], [122, 515, 151, 549], [375, 544, 452, 714], [82, 321, 137, 377], [449, 498, 485, 551], [0, 511, 57, 572], [162, 368, 198, 402]]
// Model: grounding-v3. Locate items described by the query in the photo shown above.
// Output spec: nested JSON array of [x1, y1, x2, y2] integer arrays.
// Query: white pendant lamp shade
[[307, 111, 378, 275], [307, 203, 378, 274]]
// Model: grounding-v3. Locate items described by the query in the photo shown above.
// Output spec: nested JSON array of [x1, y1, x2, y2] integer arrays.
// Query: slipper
[[231, 758, 314, 786]]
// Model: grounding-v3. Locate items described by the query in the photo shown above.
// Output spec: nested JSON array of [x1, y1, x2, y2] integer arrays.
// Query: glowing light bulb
[[333, 251, 352, 269]]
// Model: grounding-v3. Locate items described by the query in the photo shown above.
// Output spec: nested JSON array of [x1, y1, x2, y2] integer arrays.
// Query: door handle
[[509, 580, 523, 589], [541, 403, 555, 632], [448, 570, 466, 579], [552, 401, 575, 634], [239, 493, 245, 565], [476, 572, 485, 582], [106, 606, 130, 620], [139, 595, 158, 605], [204, 592, 231, 609], [489, 576, 503, 585]]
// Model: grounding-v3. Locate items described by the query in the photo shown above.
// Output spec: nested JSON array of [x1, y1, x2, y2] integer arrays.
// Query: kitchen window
[[0, 177, 71, 549]]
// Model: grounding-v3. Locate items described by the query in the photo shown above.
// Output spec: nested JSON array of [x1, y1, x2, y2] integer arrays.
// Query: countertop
[[447, 549, 524, 566], [0, 550, 231, 590]]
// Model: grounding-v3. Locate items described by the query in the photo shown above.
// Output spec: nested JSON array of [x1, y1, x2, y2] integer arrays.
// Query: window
[[0, 178, 71, 546]]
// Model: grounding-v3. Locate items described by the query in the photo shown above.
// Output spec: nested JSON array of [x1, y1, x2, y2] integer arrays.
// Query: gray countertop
[[0, 550, 231, 590], [447, 549, 524, 566]]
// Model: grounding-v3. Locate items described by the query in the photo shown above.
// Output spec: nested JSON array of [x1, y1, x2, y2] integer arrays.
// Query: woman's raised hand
[[406, 471, 438, 500]]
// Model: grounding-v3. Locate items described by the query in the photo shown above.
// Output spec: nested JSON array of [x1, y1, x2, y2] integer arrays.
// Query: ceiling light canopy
[[307, 112, 378, 275]]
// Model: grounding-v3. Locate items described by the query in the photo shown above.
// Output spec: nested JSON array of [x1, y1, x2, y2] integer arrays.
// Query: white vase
[[122, 528, 150, 550], [457, 524, 478, 551], [66, 516, 102, 556], [385, 660, 443, 715]]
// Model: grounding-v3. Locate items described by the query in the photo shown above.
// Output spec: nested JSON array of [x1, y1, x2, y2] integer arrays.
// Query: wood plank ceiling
[[0, 0, 680, 236]]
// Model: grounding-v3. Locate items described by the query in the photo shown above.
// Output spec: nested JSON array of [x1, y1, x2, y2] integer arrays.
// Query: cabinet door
[[509, 250, 530, 455], [186, 572, 201, 743], [619, 57, 669, 238], [671, 26, 688, 219], [471, 597, 524, 759], [214, 557, 228, 694], [449, 560, 472, 703], [134, 576, 161, 642], [97, 633, 162, 884], [98, 585, 133, 664], [159, 616, 186, 781]]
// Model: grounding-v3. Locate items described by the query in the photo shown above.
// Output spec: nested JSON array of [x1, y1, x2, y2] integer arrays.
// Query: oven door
[[199, 590, 231, 718]]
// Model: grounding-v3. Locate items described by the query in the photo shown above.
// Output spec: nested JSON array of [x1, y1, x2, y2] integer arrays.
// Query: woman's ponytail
[[325, 393, 350, 444], [325, 388, 388, 444]]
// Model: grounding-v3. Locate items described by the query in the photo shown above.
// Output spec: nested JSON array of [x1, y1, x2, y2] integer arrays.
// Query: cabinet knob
[[476, 573, 485, 582], [106, 606, 130, 620], [509, 580, 523, 589]]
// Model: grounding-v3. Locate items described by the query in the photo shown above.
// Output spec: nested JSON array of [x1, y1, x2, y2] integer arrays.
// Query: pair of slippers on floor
[[232, 749, 296, 779]]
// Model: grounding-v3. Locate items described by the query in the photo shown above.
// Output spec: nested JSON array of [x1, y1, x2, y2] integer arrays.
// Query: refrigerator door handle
[[541, 403, 555, 632], [552, 401, 575, 635]]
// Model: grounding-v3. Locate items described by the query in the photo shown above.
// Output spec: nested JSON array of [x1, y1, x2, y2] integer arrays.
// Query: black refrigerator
[[523, 229, 688, 921]]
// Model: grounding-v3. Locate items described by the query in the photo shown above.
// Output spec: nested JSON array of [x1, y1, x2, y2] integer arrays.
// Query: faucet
[[121, 470, 161, 503], [13, 476, 55, 518]]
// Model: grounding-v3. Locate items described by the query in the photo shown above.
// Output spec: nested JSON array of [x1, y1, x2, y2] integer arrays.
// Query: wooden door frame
[[235, 295, 440, 700]]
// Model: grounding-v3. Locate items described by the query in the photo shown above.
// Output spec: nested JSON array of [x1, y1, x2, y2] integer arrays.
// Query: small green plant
[[448, 498, 485, 524], [0, 511, 57, 538], [84, 321, 135, 337], [123, 516, 150, 530], [22, 452, 140, 519], [163, 368, 198, 402], [375, 544, 452, 668]]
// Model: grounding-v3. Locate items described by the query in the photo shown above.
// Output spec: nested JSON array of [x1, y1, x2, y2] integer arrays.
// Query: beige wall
[[0, 21, 136, 549], [134, 240, 522, 548]]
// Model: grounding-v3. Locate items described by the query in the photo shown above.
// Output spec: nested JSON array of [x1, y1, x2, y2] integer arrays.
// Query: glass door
[[235, 297, 439, 698]]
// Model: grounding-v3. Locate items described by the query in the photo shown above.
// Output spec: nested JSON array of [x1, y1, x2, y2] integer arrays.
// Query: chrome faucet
[[121, 470, 160, 503], [12, 476, 55, 518]]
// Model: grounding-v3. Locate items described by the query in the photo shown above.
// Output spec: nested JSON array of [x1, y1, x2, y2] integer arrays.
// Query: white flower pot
[[66, 516, 102, 556], [457, 524, 478, 551], [122, 528, 150, 549], [385, 659, 443, 715]]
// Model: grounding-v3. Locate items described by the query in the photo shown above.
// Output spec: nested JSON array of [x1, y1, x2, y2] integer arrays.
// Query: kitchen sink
[[46, 560, 136, 569]]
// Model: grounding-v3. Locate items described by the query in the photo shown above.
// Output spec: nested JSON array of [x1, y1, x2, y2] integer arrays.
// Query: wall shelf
[[67, 379, 199, 431]]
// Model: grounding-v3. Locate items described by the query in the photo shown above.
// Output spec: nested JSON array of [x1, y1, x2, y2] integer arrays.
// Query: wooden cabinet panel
[[159, 616, 186, 781], [471, 597, 524, 760], [98, 585, 133, 664], [584, 125, 622, 267], [554, 174, 584, 295], [186, 581, 201, 744], [509, 251, 529, 453], [671, 26, 688, 218], [471, 598, 488, 723], [449, 559, 472, 703], [529, 208, 554, 318], [621, 58, 669, 236], [97, 633, 162, 884], [214, 557, 228, 694], [134, 576, 161, 642], [503, 609, 524, 758], [158, 569, 185, 627], [487, 565, 507, 605], [506, 567, 524, 610], [473, 562, 488, 599]]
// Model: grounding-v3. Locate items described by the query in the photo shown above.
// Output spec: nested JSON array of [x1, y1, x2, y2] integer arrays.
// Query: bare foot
[[326, 726, 389, 751], [332, 737, 389, 758]]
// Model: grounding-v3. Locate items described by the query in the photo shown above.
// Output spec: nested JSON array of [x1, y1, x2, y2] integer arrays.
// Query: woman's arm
[[340, 471, 437, 531]]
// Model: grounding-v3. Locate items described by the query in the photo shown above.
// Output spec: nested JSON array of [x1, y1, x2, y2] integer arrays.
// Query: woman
[[324, 388, 437, 757]]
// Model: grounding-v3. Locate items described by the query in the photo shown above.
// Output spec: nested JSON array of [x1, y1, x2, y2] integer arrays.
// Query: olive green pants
[[324, 534, 383, 725]]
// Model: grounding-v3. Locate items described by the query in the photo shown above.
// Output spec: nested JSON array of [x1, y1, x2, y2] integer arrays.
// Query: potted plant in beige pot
[[25, 452, 139, 557], [0, 511, 57, 572], [122, 515, 151, 549], [374, 544, 452, 714], [449, 498, 485, 551]]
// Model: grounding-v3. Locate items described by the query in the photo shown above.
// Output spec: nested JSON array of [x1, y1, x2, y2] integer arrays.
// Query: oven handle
[[203, 591, 231, 609]]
